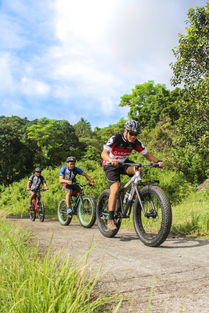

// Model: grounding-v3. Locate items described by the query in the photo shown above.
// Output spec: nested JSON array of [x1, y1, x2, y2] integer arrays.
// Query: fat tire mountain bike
[[29, 189, 47, 222], [96, 163, 172, 247], [57, 183, 96, 228]]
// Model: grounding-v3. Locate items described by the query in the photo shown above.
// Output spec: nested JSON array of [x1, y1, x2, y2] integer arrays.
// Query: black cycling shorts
[[103, 160, 134, 186], [62, 183, 81, 194]]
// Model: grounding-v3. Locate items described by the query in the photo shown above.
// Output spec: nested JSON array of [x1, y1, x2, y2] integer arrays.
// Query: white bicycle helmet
[[124, 120, 141, 133], [66, 156, 76, 162]]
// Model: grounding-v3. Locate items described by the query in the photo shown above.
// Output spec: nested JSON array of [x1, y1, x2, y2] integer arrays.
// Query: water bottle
[[123, 191, 130, 204]]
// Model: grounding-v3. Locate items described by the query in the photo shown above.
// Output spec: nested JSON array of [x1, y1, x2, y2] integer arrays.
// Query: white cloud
[[0, 0, 207, 126], [0, 53, 17, 92], [0, 100, 24, 114], [20, 77, 51, 96]]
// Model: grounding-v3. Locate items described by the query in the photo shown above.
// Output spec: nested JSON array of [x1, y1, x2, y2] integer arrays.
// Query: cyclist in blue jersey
[[59, 156, 94, 214]]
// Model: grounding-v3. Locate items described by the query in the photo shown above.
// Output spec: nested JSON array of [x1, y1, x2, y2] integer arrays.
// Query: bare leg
[[107, 181, 120, 231], [108, 181, 120, 211], [29, 193, 35, 206], [65, 190, 72, 208]]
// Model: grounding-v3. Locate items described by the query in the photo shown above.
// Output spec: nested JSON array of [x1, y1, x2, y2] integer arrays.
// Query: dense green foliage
[[171, 3, 209, 86], [119, 81, 181, 129]]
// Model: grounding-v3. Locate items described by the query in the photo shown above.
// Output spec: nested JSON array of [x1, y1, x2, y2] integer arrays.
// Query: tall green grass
[[171, 190, 209, 237], [0, 160, 208, 237], [0, 219, 121, 313]]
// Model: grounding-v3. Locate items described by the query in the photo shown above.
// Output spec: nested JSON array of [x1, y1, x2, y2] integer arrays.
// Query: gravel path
[[10, 217, 209, 313]]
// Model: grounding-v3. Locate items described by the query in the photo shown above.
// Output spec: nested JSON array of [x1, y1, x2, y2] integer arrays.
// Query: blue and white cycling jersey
[[59, 166, 83, 184]]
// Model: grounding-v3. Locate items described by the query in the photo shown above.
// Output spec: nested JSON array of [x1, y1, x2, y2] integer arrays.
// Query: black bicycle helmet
[[66, 156, 76, 163], [124, 120, 141, 133], [35, 167, 42, 172]]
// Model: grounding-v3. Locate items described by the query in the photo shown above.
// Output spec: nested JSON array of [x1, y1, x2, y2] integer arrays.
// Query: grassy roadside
[[115, 190, 209, 239], [1, 189, 209, 238], [0, 219, 121, 313], [0, 163, 209, 238]]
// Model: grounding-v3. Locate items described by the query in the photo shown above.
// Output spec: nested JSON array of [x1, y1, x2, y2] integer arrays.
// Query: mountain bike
[[29, 189, 47, 222], [57, 183, 96, 228], [96, 163, 172, 247]]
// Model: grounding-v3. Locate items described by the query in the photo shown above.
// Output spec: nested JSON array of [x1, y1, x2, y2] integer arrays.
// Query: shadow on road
[[116, 231, 209, 249]]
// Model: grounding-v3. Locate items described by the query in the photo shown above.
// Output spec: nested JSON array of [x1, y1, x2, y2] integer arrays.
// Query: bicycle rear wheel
[[57, 199, 72, 226], [96, 189, 121, 238], [38, 202, 45, 222], [133, 185, 172, 247], [78, 195, 96, 228], [29, 203, 36, 221]]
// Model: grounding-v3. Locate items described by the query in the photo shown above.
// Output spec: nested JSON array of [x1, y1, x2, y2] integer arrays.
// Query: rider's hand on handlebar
[[89, 180, 95, 186], [110, 159, 119, 166], [157, 161, 164, 168]]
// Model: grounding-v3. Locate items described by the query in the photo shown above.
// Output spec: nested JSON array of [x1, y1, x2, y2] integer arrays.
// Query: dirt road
[[10, 217, 209, 313]]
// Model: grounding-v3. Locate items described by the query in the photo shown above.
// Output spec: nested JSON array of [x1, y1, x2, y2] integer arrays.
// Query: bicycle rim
[[29, 203, 36, 221], [133, 185, 172, 247], [96, 189, 121, 238], [57, 199, 72, 226], [78, 196, 96, 228], [38, 203, 45, 222]]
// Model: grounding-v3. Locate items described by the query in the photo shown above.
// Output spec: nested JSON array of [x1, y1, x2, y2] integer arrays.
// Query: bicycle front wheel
[[78, 195, 96, 228], [96, 189, 121, 238], [29, 203, 36, 221], [38, 202, 45, 222], [57, 199, 72, 226], [133, 185, 172, 247]]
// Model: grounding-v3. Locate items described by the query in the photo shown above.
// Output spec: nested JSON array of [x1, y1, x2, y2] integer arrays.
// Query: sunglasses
[[128, 131, 139, 137]]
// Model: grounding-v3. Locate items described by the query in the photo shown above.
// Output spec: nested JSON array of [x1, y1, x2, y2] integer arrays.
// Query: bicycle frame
[[118, 163, 160, 217], [69, 183, 90, 211], [32, 192, 42, 212]]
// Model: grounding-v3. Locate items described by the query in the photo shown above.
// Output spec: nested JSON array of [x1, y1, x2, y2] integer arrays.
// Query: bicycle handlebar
[[72, 182, 94, 188], [122, 162, 161, 168]]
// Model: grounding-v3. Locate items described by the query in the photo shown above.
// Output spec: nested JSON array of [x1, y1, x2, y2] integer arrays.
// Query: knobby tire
[[38, 202, 45, 222], [29, 203, 36, 221], [78, 195, 96, 228], [57, 199, 72, 226], [96, 189, 121, 238], [133, 185, 172, 247]]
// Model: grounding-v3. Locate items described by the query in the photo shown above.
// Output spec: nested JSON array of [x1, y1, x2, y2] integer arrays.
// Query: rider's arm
[[82, 172, 95, 185], [101, 149, 119, 166], [59, 176, 73, 185], [143, 152, 164, 167], [44, 182, 49, 190], [27, 180, 31, 191]]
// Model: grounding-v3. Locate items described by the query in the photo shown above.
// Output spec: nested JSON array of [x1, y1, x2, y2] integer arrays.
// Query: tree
[[74, 118, 92, 137], [119, 81, 180, 129], [74, 118, 102, 155], [172, 79, 209, 183], [0, 116, 33, 185], [171, 3, 209, 86], [26, 118, 81, 166]]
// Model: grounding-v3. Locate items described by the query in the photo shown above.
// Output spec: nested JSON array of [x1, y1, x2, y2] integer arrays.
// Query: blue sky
[[0, 0, 207, 128]]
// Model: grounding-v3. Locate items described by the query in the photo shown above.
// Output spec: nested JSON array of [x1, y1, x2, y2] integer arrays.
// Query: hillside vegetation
[[0, 3, 208, 237]]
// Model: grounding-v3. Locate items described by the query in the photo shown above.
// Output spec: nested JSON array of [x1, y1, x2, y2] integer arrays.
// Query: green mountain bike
[[57, 183, 96, 228]]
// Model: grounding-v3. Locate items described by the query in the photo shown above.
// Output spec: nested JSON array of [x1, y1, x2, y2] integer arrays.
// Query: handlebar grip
[[151, 163, 160, 168]]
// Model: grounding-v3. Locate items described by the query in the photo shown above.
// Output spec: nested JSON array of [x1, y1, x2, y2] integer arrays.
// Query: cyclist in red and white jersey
[[101, 120, 164, 230]]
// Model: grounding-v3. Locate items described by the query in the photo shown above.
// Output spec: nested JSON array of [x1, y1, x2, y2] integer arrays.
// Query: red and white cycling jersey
[[102, 133, 147, 166]]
